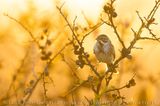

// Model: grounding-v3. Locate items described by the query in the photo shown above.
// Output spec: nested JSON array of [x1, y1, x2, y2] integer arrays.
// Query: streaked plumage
[[94, 34, 115, 65]]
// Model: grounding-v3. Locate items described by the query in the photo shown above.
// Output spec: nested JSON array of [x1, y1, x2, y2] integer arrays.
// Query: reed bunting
[[94, 34, 115, 67]]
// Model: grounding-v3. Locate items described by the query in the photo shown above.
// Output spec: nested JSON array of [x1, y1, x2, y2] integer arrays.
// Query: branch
[[57, 5, 101, 78], [97, 0, 160, 103], [4, 14, 39, 45], [140, 37, 160, 41], [147, 0, 160, 20], [81, 22, 105, 43], [107, 0, 126, 48], [104, 73, 136, 93]]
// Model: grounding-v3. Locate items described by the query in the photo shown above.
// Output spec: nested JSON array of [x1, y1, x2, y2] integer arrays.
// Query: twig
[[48, 41, 72, 64], [64, 80, 89, 97], [107, 0, 126, 48], [4, 14, 74, 106], [73, 16, 77, 31], [140, 37, 160, 41], [60, 53, 80, 80], [4, 14, 39, 45], [105, 73, 136, 93], [22, 42, 72, 105], [147, 0, 160, 20], [42, 73, 48, 106], [81, 22, 105, 43], [57, 5, 101, 78], [96, 0, 160, 104]]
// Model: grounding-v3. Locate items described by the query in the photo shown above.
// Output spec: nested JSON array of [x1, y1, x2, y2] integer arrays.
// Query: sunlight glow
[[66, 0, 105, 24]]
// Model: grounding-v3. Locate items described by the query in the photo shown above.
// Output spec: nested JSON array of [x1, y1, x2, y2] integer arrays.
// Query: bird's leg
[[107, 63, 116, 72]]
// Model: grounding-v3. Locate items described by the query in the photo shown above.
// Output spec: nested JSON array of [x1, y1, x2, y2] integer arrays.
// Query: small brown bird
[[93, 34, 115, 67]]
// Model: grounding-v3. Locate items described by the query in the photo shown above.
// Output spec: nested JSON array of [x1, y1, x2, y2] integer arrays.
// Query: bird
[[93, 34, 115, 68]]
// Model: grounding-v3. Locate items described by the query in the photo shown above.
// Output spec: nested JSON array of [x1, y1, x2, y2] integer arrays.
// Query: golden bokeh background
[[0, 0, 160, 106]]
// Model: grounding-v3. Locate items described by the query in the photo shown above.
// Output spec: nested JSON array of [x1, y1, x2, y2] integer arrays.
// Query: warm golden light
[[70, 0, 104, 18], [64, 0, 105, 25], [0, 0, 160, 106]]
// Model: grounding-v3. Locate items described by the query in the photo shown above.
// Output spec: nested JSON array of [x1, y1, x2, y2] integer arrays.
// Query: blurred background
[[0, 0, 160, 106]]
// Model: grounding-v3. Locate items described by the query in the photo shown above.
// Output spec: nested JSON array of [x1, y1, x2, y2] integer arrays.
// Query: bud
[[74, 45, 79, 50], [148, 18, 155, 24], [79, 47, 84, 53], [112, 12, 117, 18], [47, 40, 52, 45], [129, 79, 136, 86], [74, 50, 79, 55], [103, 5, 109, 13], [47, 51, 52, 57], [29, 80, 34, 85], [126, 55, 132, 60], [112, 94, 117, 98]]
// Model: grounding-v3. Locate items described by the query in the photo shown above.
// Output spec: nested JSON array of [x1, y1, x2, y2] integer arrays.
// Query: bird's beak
[[97, 39, 105, 45], [99, 40, 104, 44]]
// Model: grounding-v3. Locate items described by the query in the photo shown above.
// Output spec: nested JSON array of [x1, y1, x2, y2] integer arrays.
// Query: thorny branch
[[0, 49, 30, 104], [60, 53, 80, 80], [57, 5, 102, 78], [102, 0, 160, 104], [22, 42, 72, 106], [81, 22, 105, 43], [3, 0, 160, 106], [57, 0, 160, 105], [4, 14, 74, 106], [4, 14, 39, 45], [101, 0, 126, 48], [105, 73, 136, 93], [42, 73, 48, 106]]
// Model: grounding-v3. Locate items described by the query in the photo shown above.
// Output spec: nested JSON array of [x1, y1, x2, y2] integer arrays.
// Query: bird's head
[[96, 34, 110, 44]]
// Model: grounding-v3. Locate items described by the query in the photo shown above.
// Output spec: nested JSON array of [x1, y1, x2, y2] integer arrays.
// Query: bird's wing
[[103, 43, 115, 62], [111, 44, 115, 59], [93, 42, 101, 54]]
